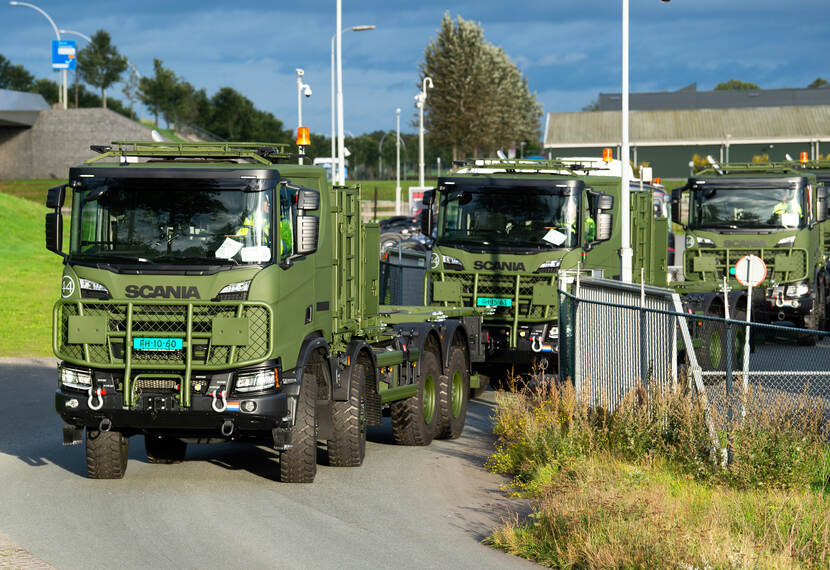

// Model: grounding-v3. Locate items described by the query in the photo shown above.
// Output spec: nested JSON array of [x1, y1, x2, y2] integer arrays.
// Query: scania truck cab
[[421, 158, 668, 375], [672, 163, 829, 337]]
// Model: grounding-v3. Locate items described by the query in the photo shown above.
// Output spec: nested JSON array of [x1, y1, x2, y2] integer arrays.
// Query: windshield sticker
[[542, 228, 568, 246], [780, 213, 799, 228], [215, 238, 243, 259], [240, 246, 270, 263]]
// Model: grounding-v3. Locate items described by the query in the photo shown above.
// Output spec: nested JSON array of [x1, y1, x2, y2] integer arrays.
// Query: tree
[[0, 54, 34, 91], [714, 79, 760, 91], [75, 30, 127, 108], [419, 13, 541, 160], [808, 77, 827, 89], [121, 64, 141, 119], [139, 59, 179, 127]]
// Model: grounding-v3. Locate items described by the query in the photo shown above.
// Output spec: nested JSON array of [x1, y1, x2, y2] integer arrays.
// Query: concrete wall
[[0, 108, 155, 180]]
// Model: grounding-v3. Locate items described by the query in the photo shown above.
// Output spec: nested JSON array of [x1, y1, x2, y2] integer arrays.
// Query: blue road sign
[[52, 40, 76, 70]]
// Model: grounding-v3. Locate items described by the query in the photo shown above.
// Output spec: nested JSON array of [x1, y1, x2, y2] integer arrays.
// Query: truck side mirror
[[297, 188, 320, 211], [46, 184, 66, 209], [45, 184, 67, 259], [595, 213, 612, 241], [45, 212, 64, 257], [294, 215, 319, 255], [420, 208, 432, 237], [422, 189, 434, 207], [817, 186, 827, 222]]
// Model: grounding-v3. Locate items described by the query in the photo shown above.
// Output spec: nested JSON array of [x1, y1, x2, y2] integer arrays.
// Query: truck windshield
[[71, 177, 277, 265], [691, 185, 806, 230], [437, 186, 579, 249]]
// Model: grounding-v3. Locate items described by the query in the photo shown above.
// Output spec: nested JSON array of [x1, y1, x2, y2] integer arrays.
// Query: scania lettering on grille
[[472, 261, 526, 271], [125, 285, 200, 299]]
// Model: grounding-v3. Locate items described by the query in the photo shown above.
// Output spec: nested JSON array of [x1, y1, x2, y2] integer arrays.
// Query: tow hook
[[99, 417, 112, 432], [531, 335, 543, 353], [87, 386, 105, 411], [221, 420, 234, 437], [209, 387, 227, 413]]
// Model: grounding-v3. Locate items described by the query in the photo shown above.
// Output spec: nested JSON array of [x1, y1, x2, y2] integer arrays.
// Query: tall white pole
[[330, 34, 337, 181], [396, 108, 401, 215], [620, 0, 633, 283], [10, 1, 65, 109], [417, 77, 433, 188], [336, 0, 345, 186]]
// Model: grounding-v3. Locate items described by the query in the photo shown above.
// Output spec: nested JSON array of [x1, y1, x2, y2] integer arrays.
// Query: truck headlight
[[776, 235, 796, 247], [536, 259, 561, 273], [785, 282, 809, 297], [79, 278, 110, 299], [217, 280, 251, 301], [235, 369, 277, 393], [695, 236, 715, 247], [441, 255, 463, 270], [60, 367, 92, 390]]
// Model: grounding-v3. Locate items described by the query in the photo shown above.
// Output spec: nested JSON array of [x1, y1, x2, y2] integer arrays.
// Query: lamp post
[[296, 68, 311, 164], [331, 20, 375, 185], [396, 108, 401, 214], [415, 76, 433, 187], [10, 1, 66, 109]]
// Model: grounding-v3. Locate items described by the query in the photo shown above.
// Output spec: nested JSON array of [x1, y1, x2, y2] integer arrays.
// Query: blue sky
[[3, 1, 829, 137]]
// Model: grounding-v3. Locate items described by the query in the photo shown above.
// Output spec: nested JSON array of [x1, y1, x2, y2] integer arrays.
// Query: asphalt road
[[0, 358, 535, 570]]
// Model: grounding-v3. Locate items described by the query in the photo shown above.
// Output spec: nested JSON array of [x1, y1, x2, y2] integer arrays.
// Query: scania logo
[[125, 285, 200, 299], [472, 261, 527, 271]]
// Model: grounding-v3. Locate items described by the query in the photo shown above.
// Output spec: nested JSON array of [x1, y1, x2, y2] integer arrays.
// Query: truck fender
[[392, 322, 445, 375], [438, 319, 470, 369], [332, 340, 378, 401], [292, 335, 333, 397]]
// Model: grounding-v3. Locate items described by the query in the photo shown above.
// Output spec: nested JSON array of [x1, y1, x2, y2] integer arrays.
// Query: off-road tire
[[86, 428, 128, 479], [279, 369, 318, 483], [144, 435, 187, 464], [436, 346, 469, 440], [328, 360, 367, 467], [391, 347, 439, 446]]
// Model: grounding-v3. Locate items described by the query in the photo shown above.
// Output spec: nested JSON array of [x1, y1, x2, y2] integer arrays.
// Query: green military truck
[[420, 159, 668, 376], [670, 162, 829, 358], [47, 141, 484, 483]]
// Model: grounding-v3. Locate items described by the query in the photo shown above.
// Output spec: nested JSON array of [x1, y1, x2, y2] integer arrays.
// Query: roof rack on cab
[[86, 141, 296, 165], [695, 161, 805, 177], [449, 157, 616, 176]]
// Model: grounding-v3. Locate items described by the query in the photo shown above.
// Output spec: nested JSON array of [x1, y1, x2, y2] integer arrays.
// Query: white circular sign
[[61, 275, 75, 298], [734, 255, 766, 287], [430, 252, 440, 269]]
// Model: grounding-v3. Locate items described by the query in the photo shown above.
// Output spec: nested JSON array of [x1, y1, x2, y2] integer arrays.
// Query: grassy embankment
[[486, 375, 830, 567], [0, 180, 67, 357]]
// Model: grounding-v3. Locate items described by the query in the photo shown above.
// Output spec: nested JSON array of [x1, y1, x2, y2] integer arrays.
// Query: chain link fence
[[558, 273, 830, 460]]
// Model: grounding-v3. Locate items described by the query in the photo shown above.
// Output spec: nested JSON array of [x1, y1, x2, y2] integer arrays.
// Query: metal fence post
[[640, 269, 648, 390]]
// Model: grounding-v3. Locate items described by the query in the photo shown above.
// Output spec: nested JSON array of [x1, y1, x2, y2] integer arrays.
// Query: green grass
[[0, 192, 66, 356], [486, 377, 830, 567], [0, 179, 64, 204], [356, 179, 437, 203]]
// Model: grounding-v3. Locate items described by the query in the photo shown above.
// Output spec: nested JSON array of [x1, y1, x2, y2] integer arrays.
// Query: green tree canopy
[[419, 13, 541, 160], [0, 54, 35, 91], [714, 79, 760, 91], [139, 59, 179, 127], [76, 30, 128, 108], [808, 77, 827, 89]]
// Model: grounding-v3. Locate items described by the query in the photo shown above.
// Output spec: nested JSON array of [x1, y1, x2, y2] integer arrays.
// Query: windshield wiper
[[153, 255, 239, 265], [83, 254, 151, 263]]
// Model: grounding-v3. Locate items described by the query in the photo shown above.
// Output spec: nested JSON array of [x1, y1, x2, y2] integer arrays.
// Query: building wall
[[0, 108, 155, 180]]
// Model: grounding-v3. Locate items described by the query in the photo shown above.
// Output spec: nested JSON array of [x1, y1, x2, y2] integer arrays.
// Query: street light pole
[[10, 1, 66, 109], [331, 19, 376, 186], [296, 68, 311, 164], [396, 108, 401, 215], [620, 0, 632, 283], [59, 30, 90, 110], [415, 76, 433, 187]]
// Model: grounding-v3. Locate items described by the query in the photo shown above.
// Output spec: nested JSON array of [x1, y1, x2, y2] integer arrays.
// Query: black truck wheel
[[279, 370, 318, 483], [144, 435, 187, 464], [328, 360, 367, 467], [436, 346, 469, 440], [391, 347, 439, 446], [86, 428, 129, 479]]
